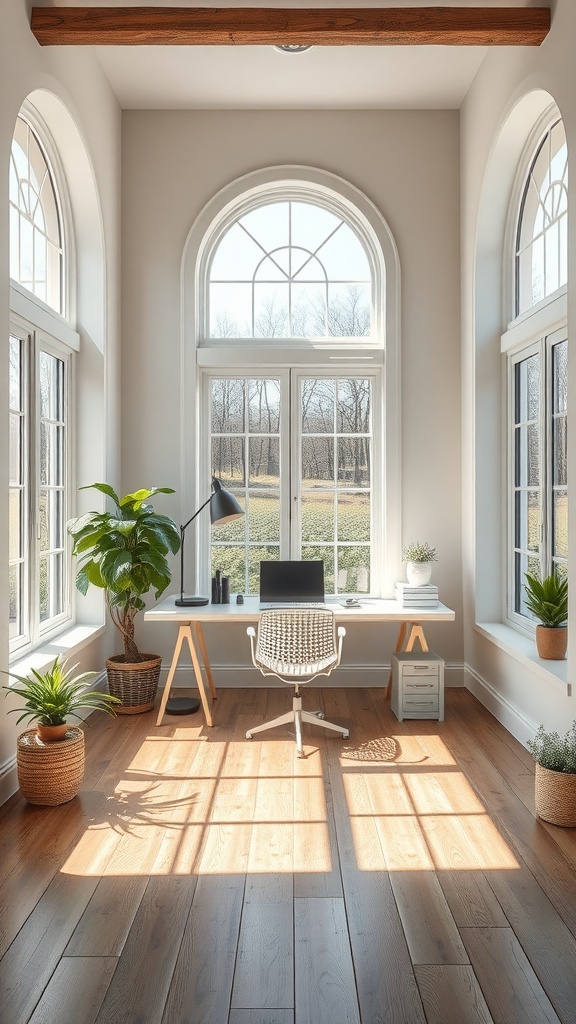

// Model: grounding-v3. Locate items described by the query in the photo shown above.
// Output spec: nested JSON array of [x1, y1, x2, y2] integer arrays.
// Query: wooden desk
[[144, 596, 455, 726]]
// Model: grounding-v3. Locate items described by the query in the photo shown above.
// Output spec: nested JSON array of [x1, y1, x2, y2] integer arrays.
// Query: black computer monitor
[[259, 560, 325, 604]]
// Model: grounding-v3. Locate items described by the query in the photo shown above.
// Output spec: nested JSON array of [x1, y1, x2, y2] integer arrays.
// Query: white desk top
[[145, 595, 455, 624]]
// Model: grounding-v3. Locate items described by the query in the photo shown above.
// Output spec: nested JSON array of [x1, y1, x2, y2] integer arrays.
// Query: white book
[[396, 581, 438, 594]]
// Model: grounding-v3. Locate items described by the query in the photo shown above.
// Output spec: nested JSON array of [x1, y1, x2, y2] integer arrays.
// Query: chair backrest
[[254, 608, 340, 679]]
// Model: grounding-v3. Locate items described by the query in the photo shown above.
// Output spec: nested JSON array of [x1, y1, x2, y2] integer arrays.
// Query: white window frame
[[9, 301, 76, 657], [183, 167, 401, 599], [200, 367, 383, 595]]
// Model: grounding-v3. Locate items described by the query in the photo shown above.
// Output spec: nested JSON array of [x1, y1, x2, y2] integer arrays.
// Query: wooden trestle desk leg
[[384, 621, 430, 700], [156, 622, 216, 726]]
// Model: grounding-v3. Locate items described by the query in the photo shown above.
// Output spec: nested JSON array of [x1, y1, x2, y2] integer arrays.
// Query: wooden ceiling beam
[[30, 7, 551, 47]]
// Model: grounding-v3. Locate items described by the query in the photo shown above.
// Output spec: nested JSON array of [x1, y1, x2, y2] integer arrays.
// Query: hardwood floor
[[1, 686, 576, 1024]]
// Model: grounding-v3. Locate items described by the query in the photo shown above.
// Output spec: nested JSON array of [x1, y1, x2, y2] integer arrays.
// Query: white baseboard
[[158, 662, 466, 689], [463, 663, 538, 746]]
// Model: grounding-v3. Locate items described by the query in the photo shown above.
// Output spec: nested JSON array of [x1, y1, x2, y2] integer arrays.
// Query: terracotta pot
[[536, 624, 567, 660], [535, 763, 576, 826], [37, 722, 69, 743]]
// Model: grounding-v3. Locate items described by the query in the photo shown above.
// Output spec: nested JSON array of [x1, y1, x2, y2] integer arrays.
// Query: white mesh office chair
[[246, 608, 349, 757]]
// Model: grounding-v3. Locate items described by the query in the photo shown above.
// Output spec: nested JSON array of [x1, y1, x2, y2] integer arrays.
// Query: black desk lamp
[[167, 477, 243, 715]]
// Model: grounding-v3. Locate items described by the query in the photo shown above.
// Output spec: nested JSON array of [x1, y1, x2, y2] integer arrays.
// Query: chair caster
[[343, 730, 349, 739], [312, 711, 324, 719], [246, 732, 253, 740]]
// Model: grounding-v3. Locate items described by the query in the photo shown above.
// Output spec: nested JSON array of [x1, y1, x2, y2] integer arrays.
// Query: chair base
[[246, 694, 349, 757]]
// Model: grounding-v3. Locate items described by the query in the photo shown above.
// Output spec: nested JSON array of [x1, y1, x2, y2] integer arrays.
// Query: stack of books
[[395, 582, 439, 607]]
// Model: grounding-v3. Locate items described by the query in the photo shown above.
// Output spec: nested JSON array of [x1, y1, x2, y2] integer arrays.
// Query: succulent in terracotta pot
[[524, 571, 568, 660]]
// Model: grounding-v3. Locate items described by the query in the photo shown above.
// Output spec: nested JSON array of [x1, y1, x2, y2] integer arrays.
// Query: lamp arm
[[181, 492, 213, 533]]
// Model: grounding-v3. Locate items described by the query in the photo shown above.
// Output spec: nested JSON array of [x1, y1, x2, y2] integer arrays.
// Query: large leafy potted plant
[[524, 571, 568, 660], [68, 483, 180, 713], [3, 655, 119, 805], [527, 722, 576, 827]]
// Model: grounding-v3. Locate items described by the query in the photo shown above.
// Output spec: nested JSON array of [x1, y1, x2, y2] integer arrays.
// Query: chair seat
[[257, 654, 337, 677]]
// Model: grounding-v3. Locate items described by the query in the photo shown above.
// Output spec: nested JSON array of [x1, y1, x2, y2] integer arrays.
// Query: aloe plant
[[68, 484, 180, 662], [3, 655, 119, 727], [524, 572, 568, 628]]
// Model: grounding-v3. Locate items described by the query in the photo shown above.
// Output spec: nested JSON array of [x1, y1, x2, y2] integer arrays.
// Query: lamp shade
[[209, 478, 243, 525]]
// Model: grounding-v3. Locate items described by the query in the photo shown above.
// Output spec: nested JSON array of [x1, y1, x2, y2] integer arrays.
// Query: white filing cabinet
[[391, 651, 444, 721]]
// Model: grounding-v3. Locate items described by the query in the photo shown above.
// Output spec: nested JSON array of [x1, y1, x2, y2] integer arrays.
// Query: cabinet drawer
[[401, 664, 440, 677], [403, 694, 439, 713], [403, 678, 439, 694]]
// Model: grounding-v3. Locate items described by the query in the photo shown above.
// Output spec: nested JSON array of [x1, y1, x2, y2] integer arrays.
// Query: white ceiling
[[94, 43, 488, 109], [34, 0, 539, 109]]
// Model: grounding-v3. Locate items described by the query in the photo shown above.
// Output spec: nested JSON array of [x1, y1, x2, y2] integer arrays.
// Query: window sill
[[8, 624, 106, 682], [475, 622, 570, 695]]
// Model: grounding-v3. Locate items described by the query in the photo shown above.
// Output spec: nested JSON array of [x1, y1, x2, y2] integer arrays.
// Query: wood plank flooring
[[1, 686, 576, 1024]]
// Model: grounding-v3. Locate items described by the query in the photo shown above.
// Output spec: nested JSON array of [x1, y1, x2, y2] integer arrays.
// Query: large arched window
[[208, 200, 372, 339], [185, 169, 400, 599], [9, 109, 75, 655], [9, 115, 64, 314], [505, 113, 568, 627]]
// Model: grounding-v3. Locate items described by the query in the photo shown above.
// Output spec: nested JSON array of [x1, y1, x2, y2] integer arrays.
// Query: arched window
[[9, 109, 75, 655], [515, 119, 567, 316], [9, 115, 64, 314], [185, 170, 400, 599], [505, 114, 568, 626], [208, 200, 372, 339]]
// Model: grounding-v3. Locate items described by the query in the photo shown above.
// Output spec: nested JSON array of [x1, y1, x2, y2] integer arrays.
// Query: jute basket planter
[[105, 653, 161, 714], [535, 762, 576, 826], [536, 625, 567, 660], [17, 727, 85, 806]]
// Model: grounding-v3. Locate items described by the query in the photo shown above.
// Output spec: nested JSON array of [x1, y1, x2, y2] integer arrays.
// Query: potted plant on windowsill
[[524, 571, 568, 660], [2, 655, 119, 805], [402, 541, 438, 587], [527, 722, 576, 827], [68, 484, 180, 713]]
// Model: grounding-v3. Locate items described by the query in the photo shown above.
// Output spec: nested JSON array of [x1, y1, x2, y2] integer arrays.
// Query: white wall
[[0, 0, 122, 803], [460, 0, 576, 741], [121, 109, 463, 682]]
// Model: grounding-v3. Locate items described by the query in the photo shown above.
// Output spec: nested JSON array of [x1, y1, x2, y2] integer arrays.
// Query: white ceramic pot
[[406, 561, 433, 586]]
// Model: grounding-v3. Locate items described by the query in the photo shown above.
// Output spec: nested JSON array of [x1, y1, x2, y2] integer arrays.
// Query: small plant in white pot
[[524, 571, 568, 660], [402, 541, 438, 587], [527, 722, 576, 827]]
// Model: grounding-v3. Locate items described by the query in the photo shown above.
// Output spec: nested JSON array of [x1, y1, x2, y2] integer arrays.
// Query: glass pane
[[211, 379, 244, 432], [315, 223, 371, 280], [248, 493, 280, 543], [302, 492, 334, 543], [291, 254, 325, 283], [9, 565, 22, 640], [553, 340, 567, 414], [338, 493, 370, 543], [554, 416, 567, 487], [301, 545, 334, 594], [254, 284, 289, 337], [516, 490, 540, 553], [302, 379, 334, 433], [40, 351, 64, 421], [249, 546, 280, 594], [290, 202, 341, 253], [337, 379, 371, 433], [39, 555, 49, 621], [337, 546, 370, 594], [248, 378, 280, 433], [530, 234, 545, 306], [9, 336, 21, 410], [515, 424, 539, 488], [338, 438, 370, 488], [554, 491, 568, 559], [210, 222, 265, 280], [39, 490, 63, 552], [328, 284, 370, 336], [9, 413, 22, 485], [516, 355, 540, 423], [249, 437, 280, 487], [254, 254, 289, 282], [545, 221, 559, 295], [40, 423, 63, 486], [291, 283, 327, 337], [9, 490, 21, 561], [302, 437, 334, 486], [39, 553, 63, 623], [240, 203, 289, 253], [211, 437, 245, 488], [210, 546, 246, 595], [210, 282, 252, 337]]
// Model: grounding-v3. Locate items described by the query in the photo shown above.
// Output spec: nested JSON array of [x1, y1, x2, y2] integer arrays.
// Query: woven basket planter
[[17, 727, 85, 806], [105, 653, 161, 714], [535, 763, 576, 827]]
